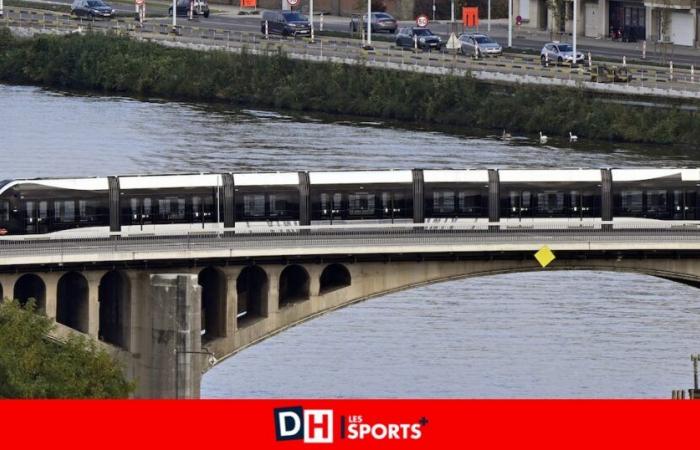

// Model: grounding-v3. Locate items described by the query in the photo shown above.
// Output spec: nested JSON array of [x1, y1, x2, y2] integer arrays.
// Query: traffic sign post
[[135, 0, 146, 24]]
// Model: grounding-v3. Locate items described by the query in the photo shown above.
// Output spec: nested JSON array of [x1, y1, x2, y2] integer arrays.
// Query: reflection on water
[[2, 84, 699, 180], [3, 84, 700, 398]]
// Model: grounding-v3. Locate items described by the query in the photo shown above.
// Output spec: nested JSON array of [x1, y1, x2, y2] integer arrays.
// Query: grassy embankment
[[0, 29, 698, 146]]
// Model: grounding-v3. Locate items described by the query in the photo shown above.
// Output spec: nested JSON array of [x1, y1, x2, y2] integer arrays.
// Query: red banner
[[241, 0, 256, 8], [1, 400, 699, 448]]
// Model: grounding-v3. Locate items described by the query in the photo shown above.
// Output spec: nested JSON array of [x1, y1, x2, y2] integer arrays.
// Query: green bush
[[0, 299, 133, 399], [0, 30, 699, 146]]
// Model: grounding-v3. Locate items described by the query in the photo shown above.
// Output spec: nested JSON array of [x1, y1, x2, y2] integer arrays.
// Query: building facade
[[515, 0, 698, 46]]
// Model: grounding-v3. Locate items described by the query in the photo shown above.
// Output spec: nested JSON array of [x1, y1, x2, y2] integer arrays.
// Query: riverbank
[[1, 29, 699, 146]]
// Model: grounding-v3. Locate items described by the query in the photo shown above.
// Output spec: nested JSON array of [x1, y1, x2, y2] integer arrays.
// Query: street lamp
[[171, 0, 177, 32], [310, 0, 314, 42], [366, 0, 372, 47], [507, 0, 512, 47], [174, 348, 218, 399], [572, 0, 577, 67]]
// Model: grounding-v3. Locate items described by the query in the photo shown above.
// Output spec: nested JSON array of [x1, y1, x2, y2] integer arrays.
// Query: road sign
[[287, 0, 298, 6], [416, 14, 429, 28], [516, 15, 522, 26], [446, 32, 460, 50], [135, 0, 144, 4], [534, 246, 556, 268]]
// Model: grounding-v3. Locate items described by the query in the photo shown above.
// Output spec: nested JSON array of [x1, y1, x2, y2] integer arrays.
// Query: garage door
[[670, 11, 694, 46], [584, 2, 599, 37]]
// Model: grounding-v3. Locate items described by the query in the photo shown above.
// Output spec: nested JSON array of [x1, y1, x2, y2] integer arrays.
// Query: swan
[[502, 130, 512, 140], [569, 131, 578, 143], [539, 131, 548, 145]]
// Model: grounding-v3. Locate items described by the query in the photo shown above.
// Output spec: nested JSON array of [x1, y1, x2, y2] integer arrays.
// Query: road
[[14, 0, 700, 66]]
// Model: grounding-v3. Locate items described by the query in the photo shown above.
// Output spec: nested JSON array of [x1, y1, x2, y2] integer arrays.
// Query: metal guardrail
[[2, 223, 700, 260], [2, 8, 699, 94]]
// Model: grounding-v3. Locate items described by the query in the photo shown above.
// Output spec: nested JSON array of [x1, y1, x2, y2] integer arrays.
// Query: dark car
[[169, 0, 210, 18], [349, 12, 398, 34], [261, 10, 311, 37], [395, 27, 442, 50], [70, 0, 115, 19]]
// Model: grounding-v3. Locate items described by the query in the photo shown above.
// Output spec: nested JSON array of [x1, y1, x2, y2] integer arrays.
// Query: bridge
[[3, 223, 700, 397]]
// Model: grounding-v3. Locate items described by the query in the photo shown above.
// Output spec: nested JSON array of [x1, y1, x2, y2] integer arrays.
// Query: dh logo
[[274, 407, 333, 443]]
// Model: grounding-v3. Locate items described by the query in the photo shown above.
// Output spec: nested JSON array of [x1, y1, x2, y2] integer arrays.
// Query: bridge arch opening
[[13, 274, 46, 313], [279, 265, 310, 306], [320, 264, 352, 295], [237, 266, 268, 326], [57, 272, 89, 333], [99, 270, 131, 350], [199, 267, 227, 341]]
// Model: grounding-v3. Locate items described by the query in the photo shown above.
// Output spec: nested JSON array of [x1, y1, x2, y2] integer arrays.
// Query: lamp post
[[507, 0, 512, 47], [174, 348, 218, 399], [310, 0, 314, 42], [573, 0, 577, 66], [366, 0, 372, 47]]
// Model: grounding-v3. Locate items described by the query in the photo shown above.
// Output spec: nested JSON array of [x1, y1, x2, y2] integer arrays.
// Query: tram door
[[381, 191, 407, 222], [318, 193, 343, 223], [508, 190, 533, 220], [673, 190, 698, 220], [23, 200, 48, 234]]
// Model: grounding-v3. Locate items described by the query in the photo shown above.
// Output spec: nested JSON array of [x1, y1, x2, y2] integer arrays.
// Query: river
[[3, 83, 700, 398]]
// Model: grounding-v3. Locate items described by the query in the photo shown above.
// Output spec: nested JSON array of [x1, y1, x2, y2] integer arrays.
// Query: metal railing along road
[[2, 223, 700, 261], [3, 8, 700, 98]]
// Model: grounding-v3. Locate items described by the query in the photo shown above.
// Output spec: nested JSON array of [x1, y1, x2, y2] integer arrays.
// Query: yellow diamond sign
[[534, 246, 556, 268]]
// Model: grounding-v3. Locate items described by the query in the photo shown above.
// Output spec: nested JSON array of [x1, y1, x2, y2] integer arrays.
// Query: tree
[[0, 299, 133, 398]]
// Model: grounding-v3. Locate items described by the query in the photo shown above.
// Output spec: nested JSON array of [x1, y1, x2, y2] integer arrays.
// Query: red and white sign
[[135, 0, 144, 5], [287, 0, 299, 6], [416, 14, 429, 27]]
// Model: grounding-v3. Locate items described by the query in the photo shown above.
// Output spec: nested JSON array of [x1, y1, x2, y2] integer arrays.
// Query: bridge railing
[[2, 222, 700, 258]]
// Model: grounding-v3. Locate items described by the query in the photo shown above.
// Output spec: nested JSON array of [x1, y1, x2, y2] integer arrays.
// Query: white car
[[540, 42, 584, 65]]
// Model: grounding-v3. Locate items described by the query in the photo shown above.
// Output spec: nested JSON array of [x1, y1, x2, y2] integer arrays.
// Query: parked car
[[349, 12, 398, 34], [540, 42, 584, 65], [70, 0, 115, 19], [458, 33, 502, 57], [395, 27, 442, 51], [261, 10, 311, 37], [169, 0, 210, 18]]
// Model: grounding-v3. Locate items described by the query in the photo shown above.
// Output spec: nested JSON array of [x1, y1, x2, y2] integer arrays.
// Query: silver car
[[540, 42, 584, 65], [458, 33, 502, 57]]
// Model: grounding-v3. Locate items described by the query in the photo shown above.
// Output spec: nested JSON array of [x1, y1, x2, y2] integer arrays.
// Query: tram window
[[54, 200, 75, 223], [0, 200, 8, 221], [39, 201, 48, 220], [457, 191, 483, 215], [536, 191, 564, 215], [619, 190, 643, 215], [158, 197, 186, 221], [268, 192, 298, 218], [243, 194, 266, 218], [646, 190, 668, 216], [432, 191, 455, 214], [78, 199, 101, 223], [349, 192, 375, 216]]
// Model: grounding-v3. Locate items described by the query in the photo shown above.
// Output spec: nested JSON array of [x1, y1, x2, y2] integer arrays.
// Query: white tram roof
[[234, 172, 299, 186], [423, 170, 489, 183], [0, 177, 109, 193], [499, 169, 601, 183], [310, 170, 413, 185], [612, 169, 700, 182], [120, 174, 221, 189]]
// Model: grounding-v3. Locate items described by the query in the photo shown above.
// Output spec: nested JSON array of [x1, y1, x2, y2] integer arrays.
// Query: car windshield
[[283, 12, 306, 21], [374, 13, 392, 19], [413, 29, 433, 36], [474, 36, 494, 44], [86, 0, 106, 6], [557, 44, 573, 52]]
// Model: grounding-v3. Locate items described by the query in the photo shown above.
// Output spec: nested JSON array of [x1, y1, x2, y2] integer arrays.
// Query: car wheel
[[168, 7, 173, 16], [557, 56, 563, 64], [541, 55, 547, 66]]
